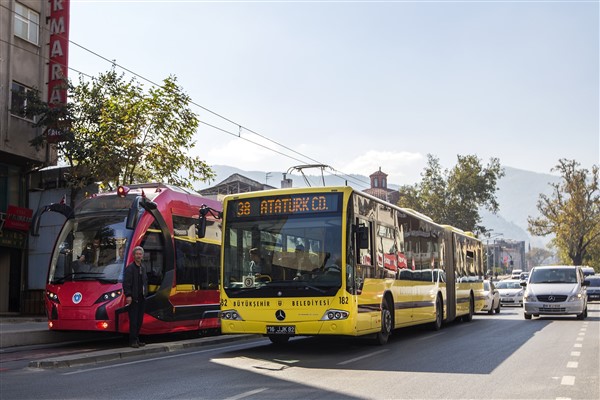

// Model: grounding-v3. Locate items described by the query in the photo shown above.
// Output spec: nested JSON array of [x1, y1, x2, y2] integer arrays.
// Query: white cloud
[[339, 150, 426, 186]]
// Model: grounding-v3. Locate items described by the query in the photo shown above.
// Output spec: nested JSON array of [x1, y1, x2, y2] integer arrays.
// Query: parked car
[[586, 275, 600, 302], [496, 279, 524, 307], [521, 265, 589, 320], [481, 280, 501, 314]]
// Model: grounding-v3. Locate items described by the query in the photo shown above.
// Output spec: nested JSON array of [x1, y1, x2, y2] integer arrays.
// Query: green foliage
[[528, 159, 600, 268], [397, 154, 504, 233], [29, 67, 213, 195]]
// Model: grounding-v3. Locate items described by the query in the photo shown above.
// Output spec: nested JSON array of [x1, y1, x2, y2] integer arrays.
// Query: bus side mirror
[[357, 225, 369, 249]]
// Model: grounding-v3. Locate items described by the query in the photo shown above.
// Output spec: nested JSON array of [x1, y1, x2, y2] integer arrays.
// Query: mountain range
[[196, 165, 560, 249]]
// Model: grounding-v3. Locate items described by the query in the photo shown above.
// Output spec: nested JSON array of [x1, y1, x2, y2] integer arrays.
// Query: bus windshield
[[49, 214, 134, 284], [222, 214, 343, 296]]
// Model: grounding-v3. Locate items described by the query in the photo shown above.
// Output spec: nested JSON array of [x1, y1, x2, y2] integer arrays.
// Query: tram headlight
[[321, 309, 349, 321], [46, 290, 60, 304], [94, 289, 123, 304], [221, 309, 243, 321]]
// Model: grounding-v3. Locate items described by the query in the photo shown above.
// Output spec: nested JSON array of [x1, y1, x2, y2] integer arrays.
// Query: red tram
[[32, 183, 222, 335]]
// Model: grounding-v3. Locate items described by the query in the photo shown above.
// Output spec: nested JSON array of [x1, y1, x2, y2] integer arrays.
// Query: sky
[[66, 0, 599, 190]]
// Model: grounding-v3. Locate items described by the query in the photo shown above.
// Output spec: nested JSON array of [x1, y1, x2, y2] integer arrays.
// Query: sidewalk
[[0, 316, 257, 369], [0, 316, 115, 349]]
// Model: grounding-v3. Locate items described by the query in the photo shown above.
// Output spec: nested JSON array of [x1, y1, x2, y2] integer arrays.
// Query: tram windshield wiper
[[52, 272, 104, 284]]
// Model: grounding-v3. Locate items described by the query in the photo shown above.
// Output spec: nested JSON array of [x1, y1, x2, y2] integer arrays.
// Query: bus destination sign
[[229, 193, 341, 218]]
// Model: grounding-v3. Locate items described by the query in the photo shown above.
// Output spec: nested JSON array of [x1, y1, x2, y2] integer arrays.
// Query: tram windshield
[[49, 214, 133, 284], [222, 214, 343, 296]]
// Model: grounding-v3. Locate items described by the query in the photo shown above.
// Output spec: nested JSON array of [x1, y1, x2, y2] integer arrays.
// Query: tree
[[30, 67, 214, 205], [526, 247, 555, 267], [397, 154, 504, 233], [528, 159, 600, 267]]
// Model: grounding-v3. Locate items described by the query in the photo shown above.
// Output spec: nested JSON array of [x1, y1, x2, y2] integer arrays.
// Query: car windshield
[[529, 268, 577, 284], [588, 278, 600, 287], [496, 281, 521, 289], [49, 214, 133, 284]]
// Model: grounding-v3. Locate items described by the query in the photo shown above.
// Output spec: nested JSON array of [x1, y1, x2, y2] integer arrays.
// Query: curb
[[1, 329, 118, 349], [28, 334, 260, 369]]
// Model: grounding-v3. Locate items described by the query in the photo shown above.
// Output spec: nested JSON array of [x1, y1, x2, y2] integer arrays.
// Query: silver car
[[521, 266, 589, 320]]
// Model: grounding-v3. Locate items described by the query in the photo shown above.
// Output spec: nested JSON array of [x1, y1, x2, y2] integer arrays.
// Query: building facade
[[1, 1, 57, 313]]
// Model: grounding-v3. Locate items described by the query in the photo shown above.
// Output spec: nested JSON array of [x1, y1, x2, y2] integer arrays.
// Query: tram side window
[[140, 230, 166, 291], [173, 215, 220, 290]]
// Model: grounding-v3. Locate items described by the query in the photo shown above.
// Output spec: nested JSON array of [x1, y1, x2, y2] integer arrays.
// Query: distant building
[[199, 173, 275, 200], [484, 239, 526, 274], [362, 167, 400, 204]]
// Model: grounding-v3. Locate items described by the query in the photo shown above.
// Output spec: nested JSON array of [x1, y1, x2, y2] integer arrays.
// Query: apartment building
[[0, 0, 67, 313]]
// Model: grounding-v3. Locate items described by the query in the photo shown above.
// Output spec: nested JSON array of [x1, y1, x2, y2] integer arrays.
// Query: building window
[[382, 178, 386, 188], [374, 178, 379, 188], [14, 2, 40, 45], [11, 82, 34, 119]]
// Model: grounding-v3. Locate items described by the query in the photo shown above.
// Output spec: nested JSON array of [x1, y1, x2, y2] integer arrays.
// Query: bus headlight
[[46, 290, 60, 303], [221, 310, 243, 321], [321, 309, 349, 321], [94, 289, 123, 304]]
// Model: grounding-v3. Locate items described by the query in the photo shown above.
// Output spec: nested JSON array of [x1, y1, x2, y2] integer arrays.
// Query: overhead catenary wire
[[3, 3, 373, 189]]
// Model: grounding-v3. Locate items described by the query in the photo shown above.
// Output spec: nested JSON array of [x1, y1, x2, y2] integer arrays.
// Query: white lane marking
[[577, 332, 585, 336], [561, 376, 575, 385], [576, 337, 584, 341], [574, 343, 582, 348], [556, 397, 571, 400], [62, 341, 261, 375], [580, 328, 587, 331], [570, 351, 581, 357], [337, 349, 389, 365], [224, 388, 268, 400], [566, 361, 578, 369]]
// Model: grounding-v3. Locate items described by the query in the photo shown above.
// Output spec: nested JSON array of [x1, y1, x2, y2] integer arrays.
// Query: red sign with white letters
[[3, 205, 33, 232]]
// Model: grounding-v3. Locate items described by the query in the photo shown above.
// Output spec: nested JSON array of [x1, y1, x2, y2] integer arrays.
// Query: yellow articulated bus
[[213, 186, 485, 345]]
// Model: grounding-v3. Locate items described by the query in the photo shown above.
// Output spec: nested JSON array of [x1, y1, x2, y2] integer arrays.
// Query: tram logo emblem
[[72, 292, 82, 304], [275, 310, 286, 321]]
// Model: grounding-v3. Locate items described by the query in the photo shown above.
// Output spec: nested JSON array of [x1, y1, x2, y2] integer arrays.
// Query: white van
[[510, 269, 523, 279], [521, 265, 589, 320]]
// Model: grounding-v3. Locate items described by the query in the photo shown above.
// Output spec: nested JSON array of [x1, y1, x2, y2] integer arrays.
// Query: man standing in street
[[123, 246, 148, 348]]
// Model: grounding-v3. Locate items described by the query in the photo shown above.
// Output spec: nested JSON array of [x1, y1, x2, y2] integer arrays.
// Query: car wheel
[[577, 307, 587, 320], [495, 301, 501, 314], [524, 313, 532, 320]]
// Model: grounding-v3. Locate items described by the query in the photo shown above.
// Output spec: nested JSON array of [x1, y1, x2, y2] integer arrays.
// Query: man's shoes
[[130, 342, 139, 348], [137, 341, 146, 347]]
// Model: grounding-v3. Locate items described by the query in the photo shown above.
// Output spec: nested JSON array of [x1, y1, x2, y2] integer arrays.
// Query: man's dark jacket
[[123, 262, 148, 300]]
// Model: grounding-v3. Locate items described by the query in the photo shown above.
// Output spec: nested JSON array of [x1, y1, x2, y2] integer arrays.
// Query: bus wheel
[[461, 295, 474, 322], [268, 335, 290, 345], [375, 300, 392, 345], [432, 295, 443, 331]]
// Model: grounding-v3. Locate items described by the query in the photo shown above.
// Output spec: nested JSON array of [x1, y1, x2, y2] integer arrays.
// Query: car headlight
[[568, 293, 583, 302], [524, 292, 537, 301]]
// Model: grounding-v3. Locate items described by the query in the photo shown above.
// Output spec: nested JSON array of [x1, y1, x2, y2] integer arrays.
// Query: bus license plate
[[266, 325, 295, 335]]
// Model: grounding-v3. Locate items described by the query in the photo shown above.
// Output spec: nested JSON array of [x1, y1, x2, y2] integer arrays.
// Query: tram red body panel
[[43, 184, 222, 335]]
